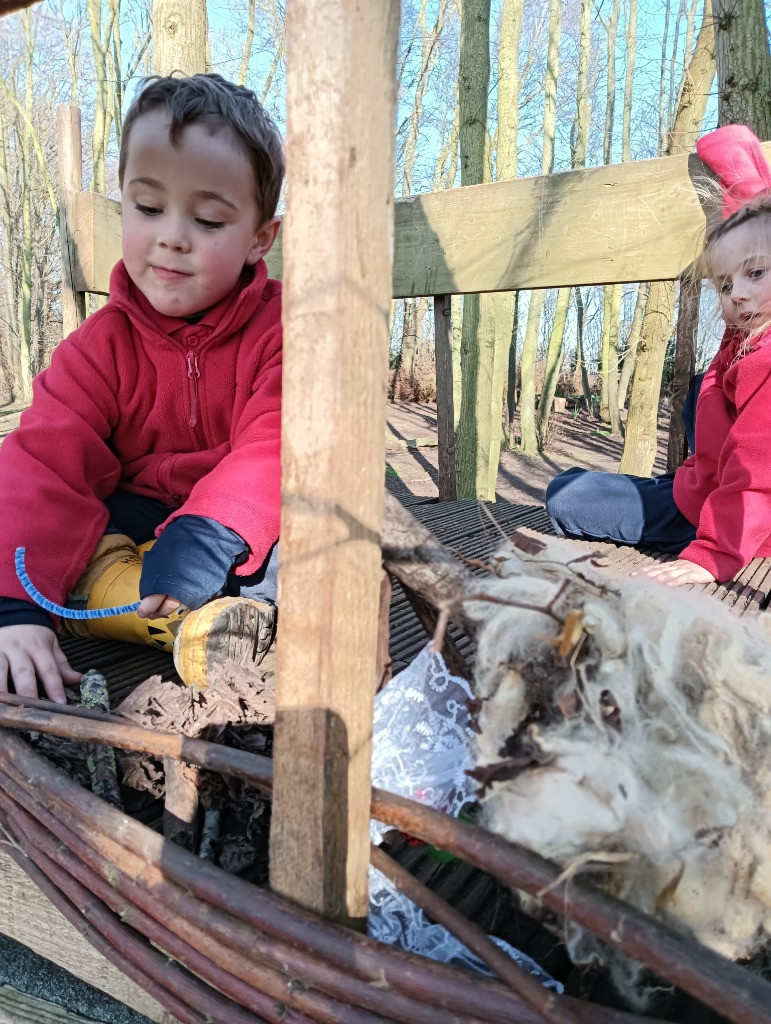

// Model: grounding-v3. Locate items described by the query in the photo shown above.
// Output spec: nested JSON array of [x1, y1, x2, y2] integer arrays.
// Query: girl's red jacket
[[674, 324, 771, 581], [0, 259, 281, 607]]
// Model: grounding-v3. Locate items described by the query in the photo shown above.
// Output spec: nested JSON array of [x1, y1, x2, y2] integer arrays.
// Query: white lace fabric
[[368, 644, 563, 993]]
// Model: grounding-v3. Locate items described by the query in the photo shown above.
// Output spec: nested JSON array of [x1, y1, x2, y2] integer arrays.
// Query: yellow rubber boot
[[172, 597, 276, 689], [60, 535, 187, 651]]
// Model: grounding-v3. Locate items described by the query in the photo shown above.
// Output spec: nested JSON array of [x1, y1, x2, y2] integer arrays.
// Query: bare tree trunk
[[238, 0, 256, 85], [713, 0, 771, 138], [499, 0, 523, 452], [455, 0, 494, 499], [87, 0, 119, 194], [597, 0, 623, 435], [537, 286, 569, 442], [152, 0, 208, 76], [622, 0, 638, 159], [505, 291, 519, 440], [658, 0, 672, 154], [605, 283, 622, 433], [519, 0, 560, 455], [603, 0, 621, 164], [538, 0, 590, 441], [620, 0, 716, 476], [17, 11, 34, 403], [0, 104, 19, 401], [573, 287, 592, 409], [617, 282, 649, 409]]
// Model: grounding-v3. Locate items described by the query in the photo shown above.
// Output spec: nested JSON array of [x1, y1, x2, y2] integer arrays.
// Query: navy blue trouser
[[545, 377, 702, 555], [104, 490, 279, 606]]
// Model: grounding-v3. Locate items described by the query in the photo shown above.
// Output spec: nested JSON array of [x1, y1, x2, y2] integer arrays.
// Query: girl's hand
[[137, 593, 183, 618], [631, 559, 716, 587], [0, 625, 81, 704]]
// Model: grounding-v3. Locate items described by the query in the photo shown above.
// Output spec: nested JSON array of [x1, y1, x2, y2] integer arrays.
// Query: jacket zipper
[[186, 351, 200, 429]]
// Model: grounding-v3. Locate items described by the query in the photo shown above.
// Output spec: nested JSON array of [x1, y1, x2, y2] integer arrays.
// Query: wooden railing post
[[434, 294, 457, 500], [269, 0, 400, 927], [57, 106, 86, 336]]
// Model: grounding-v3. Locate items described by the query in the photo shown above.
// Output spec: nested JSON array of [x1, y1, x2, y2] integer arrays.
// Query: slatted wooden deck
[[59, 495, 771, 684]]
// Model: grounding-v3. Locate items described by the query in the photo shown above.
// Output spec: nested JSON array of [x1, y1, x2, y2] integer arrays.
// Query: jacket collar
[[107, 259, 269, 344]]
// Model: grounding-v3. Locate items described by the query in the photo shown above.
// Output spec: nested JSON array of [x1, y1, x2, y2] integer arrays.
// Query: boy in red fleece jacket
[[546, 125, 771, 589], [0, 73, 284, 701]]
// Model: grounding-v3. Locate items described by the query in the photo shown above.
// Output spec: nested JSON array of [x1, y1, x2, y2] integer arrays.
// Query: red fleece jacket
[[0, 260, 281, 606], [674, 324, 771, 581]]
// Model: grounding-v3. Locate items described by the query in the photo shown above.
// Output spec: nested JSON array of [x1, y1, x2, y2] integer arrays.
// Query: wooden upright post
[[270, 1, 400, 926], [57, 106, 86, 336]]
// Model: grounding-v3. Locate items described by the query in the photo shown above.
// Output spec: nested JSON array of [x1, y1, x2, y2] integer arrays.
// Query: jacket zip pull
[[186, 350, 200, 429]]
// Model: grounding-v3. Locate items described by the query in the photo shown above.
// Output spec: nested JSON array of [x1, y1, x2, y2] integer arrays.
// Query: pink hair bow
[[696, 124, 771, 220]]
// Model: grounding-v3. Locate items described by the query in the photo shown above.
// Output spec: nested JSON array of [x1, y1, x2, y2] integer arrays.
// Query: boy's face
[[121, 111, 278, 318], [710, 218, 771, 330]]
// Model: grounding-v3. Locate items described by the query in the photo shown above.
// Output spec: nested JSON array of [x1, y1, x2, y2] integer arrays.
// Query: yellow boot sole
[[172, 597, 276, 689]]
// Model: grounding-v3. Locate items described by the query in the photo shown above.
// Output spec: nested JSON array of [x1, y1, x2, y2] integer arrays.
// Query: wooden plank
[[56, 108, 87, 335], [0, 984, 108, 1024], [269, 0, 399, 926], [0, 852, 173, 1023], [434, 295, 457, 500], [72, 141, 771, 299]]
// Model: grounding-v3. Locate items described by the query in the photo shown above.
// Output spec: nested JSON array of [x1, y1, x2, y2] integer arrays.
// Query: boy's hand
[[0, 625, 81, 704], [631, 559, 716, 587], [137, 594, 183, 618]]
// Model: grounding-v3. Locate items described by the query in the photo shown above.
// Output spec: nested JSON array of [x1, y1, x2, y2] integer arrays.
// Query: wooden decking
[[58, 495, 771, 684]]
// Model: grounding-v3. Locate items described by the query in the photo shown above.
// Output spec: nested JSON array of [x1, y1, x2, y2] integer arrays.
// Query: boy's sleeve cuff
[[139, 515, 249, 610], [0, 598, 56, 631]]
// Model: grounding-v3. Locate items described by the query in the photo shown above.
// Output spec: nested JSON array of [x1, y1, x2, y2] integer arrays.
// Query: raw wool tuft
[[471, 532, 771, 971]]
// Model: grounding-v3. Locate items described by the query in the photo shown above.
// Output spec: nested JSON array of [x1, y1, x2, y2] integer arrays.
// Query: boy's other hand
[[137, 593, 183, 618], [631, 559, 716, 587], [0, 625, 81, 704]]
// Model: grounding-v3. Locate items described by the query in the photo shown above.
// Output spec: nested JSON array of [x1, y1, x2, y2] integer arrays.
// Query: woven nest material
[[0, 704, 770, 1024]]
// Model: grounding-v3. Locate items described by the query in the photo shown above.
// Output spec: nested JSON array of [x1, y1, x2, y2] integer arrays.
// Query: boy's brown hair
[[118, 73, 285, 222]]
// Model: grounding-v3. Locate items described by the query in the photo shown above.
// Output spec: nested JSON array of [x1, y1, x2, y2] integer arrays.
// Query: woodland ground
[[385, 399, 670, 503]]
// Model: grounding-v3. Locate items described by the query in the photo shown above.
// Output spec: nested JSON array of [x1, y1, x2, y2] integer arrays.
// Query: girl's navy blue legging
[[545, 377, 702, 555]]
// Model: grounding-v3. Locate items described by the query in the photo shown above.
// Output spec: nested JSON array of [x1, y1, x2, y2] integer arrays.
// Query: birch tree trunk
[[499, 0, 523, 451], [619, 0, 715, 476], [238, 0, 256, 85], [17, 11, 34, 403], [398, 0, 446, 396], [617, 283, 650, 409], [518, 0, 560, 456], [537, 0, 589, 441], [598, 0, 623, 436], [713, 0, 771, 138], [455, 0, 494, 498], [152, 0, 208, 76], [573, 288, 592, 409]]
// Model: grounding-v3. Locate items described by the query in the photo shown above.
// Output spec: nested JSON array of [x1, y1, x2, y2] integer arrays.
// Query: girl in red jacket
[[0, 74, 284, 701], [547, 124, 771, 588]]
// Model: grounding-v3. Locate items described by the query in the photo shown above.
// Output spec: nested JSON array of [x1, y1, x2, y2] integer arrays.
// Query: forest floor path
[[385, 399, 671, 503]]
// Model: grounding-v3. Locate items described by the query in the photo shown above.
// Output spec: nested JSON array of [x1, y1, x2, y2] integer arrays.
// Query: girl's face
[[709, 218, 771, 331]]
